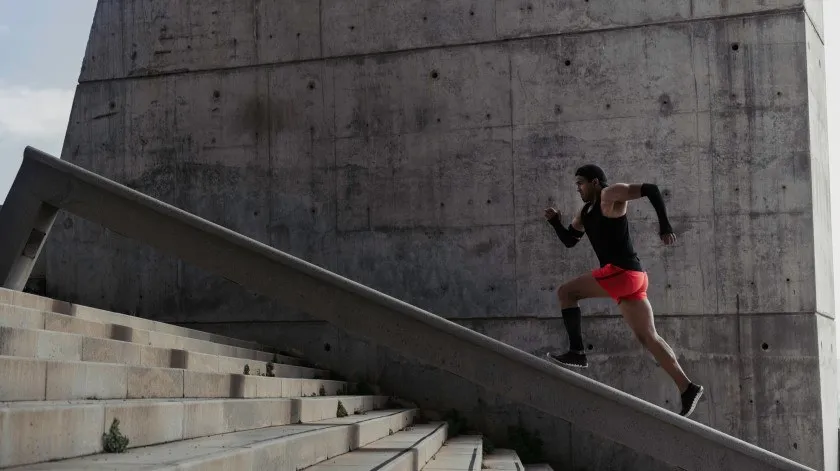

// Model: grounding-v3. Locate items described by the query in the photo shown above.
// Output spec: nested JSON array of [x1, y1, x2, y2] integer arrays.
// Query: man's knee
[[556, 284, 578, 304]]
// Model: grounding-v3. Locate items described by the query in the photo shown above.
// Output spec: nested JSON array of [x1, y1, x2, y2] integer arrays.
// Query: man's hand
[[544, 207, 559, 221], [660, 232, 677, 245]]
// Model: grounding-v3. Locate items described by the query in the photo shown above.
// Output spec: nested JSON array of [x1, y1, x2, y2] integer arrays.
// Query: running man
[[543, 164, 703, 417]]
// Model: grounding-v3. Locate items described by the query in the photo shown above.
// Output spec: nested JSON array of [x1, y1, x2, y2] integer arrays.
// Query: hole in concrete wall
[[349, 25, 355, 31], [324, 343, 332, 352], [587, 344, 593, 351], [308, 81, 316, 90], [761, 342, 769, 350], [777, 91, 782, 96], [666, 284, 672, 289], [213, 90, 221, 99], [297, 32, 301, 37], [734, 187, 739, 192], [431, 70, 439, 79], [486, 199, 492, 204], [269, 34, 274, 39], [793, 443, 798, 450], [486, 113, 492, 119], [749, 399, 753, 404], [423, 16, 428, 21], [527, 4, 533, 10], [470, 10, 475, 16], [605, 104, 611, 109], [436, 118, 441, 123], [782, 185, 786, 189], [731, 43, 739, 51], [564, 60, 571, 66], [109, 102, 116, 109], [786, 278, 790, 282], [440, 202, 445, 207], [253, 211, 259, 216]]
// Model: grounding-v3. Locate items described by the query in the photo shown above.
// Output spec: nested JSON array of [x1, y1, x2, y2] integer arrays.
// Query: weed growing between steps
[[507, 425, 544, 464], [337, 401, 348, 417], [243, 364, 250, 375], [443, 409, 469, 436], [266, 362, 275, 377], [482, 437, 496, 454], [433, 409, 543, 464], [319, 385, 326, 396], [103, 418, 129, 453]]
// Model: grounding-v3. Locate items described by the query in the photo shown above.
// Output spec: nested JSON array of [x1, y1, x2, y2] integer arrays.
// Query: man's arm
[[545, 207, 585, 248], [602, 183, 673, 235]]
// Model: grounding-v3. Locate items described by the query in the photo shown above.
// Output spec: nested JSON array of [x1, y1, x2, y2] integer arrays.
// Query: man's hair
[[575, 164, 608, 186]]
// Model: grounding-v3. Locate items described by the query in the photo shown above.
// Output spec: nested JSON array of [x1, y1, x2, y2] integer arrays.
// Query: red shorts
[[593, 264, 648, 304]]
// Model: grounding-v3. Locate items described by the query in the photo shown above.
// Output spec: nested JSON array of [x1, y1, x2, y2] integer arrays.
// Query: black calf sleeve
[[562, 307, 584, 353]]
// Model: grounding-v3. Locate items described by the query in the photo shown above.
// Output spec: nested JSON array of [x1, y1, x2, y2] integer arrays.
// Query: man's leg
[[618, 298, 703, 416], [547, 273, 611, 368]]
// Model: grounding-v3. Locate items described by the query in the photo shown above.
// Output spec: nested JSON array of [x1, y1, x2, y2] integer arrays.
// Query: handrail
[[0, 147, 815, 471]]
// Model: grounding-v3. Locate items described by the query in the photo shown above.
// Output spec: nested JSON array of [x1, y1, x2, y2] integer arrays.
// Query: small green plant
[[507, 425, 544, 464], [354, 408, 361, 415], [102, 418, 129, 453], [265, 362, 275, 377], [337, 400, 348, 418], [319, 385, 326, 396], [243, 364, 250, 375], [482, 437, 496, 454], [443, 409, 468, 437], [355, 381, 374, 395]]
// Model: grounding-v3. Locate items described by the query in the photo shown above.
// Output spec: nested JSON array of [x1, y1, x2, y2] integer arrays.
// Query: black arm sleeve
[[548, 216, 584, 248], [641, 183, 673, 235]]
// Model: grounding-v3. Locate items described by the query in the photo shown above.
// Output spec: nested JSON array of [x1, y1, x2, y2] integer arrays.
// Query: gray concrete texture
[[47, 0, 834, 469]]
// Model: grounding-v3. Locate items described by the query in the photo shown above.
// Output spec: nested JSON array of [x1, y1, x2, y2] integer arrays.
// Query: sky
[[1, 1, 840, 318]]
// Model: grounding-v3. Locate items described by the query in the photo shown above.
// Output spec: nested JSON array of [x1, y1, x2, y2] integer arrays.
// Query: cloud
[[0, 85, 75, 139]]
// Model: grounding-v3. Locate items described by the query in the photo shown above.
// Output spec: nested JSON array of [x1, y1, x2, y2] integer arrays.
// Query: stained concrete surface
[[48, 1, 834, 469]]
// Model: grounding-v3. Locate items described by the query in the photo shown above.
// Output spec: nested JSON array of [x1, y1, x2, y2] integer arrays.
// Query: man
[[543, 164, 703, 417]]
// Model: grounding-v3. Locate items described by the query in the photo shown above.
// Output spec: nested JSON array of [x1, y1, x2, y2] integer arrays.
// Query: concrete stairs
[[0, 288, 551, 471]]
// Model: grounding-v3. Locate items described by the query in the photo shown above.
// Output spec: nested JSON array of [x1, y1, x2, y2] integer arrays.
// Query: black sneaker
[[546, 351, 588, 369], [680, 383, 704, 417]]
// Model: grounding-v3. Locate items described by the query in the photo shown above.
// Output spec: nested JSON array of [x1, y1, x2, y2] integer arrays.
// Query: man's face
[[575, 176, 597, 202]]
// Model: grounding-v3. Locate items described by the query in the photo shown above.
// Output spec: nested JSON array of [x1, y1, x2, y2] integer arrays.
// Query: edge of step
[[0, 287, 281, 354], [0, 302, 301, 365], [0, 395, 393, 468], [0, 326, 330, 378], [4, 408, 418, 470], [0, 355, 354, 401]]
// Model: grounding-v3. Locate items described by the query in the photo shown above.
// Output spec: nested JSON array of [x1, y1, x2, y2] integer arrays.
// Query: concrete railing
[[0, 147, 815, 471]]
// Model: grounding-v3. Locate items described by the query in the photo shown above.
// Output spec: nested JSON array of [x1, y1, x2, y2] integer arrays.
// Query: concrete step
[[0, 287, 281, 354], [0, 325, 329, 378], [423, 435, 484, 471], [0, 302, 299, 365], [6, 408, 417, 470], [0, 355, 354, 402], [306, 422, 449, 471], [483, 450, 526, 471], [0, 395, 391, 468]]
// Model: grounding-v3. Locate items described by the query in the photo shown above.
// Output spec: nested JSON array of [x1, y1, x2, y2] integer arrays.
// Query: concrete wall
[[48, 0, 834, 469]]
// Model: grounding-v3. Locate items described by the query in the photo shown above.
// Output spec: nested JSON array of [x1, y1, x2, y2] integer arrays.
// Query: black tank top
[[581, 201, 644, 272]]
